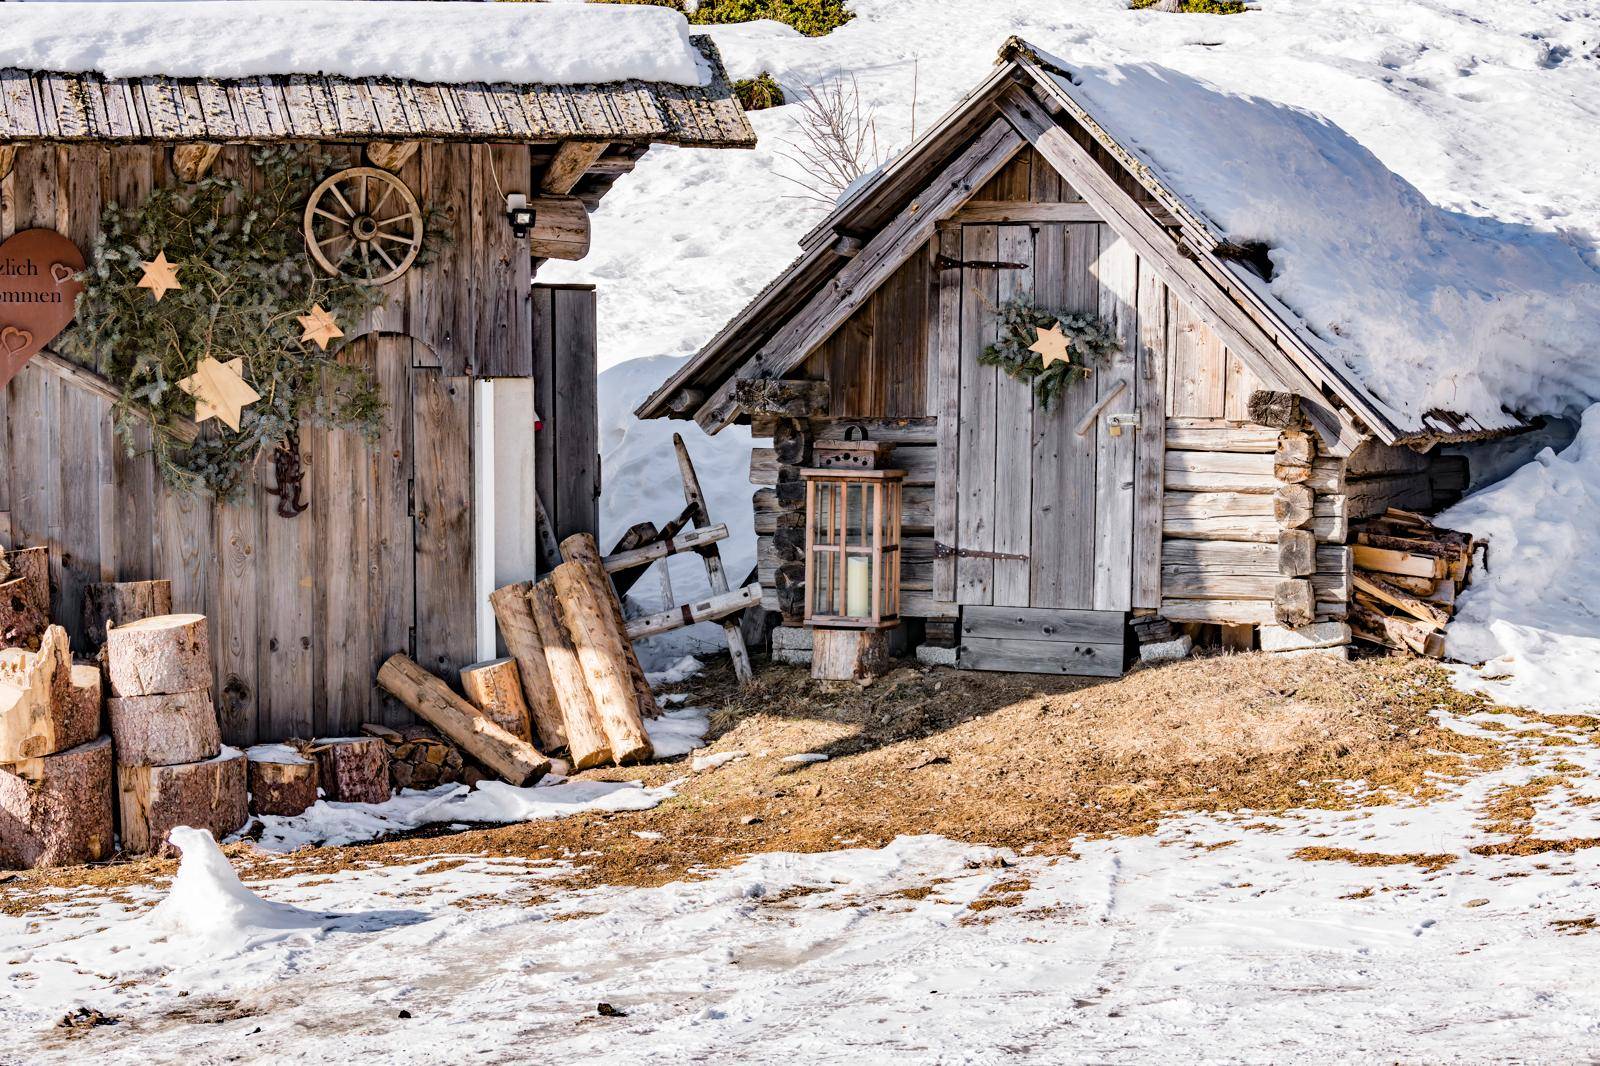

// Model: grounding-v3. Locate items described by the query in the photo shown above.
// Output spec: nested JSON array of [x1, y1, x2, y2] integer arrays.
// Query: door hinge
[[934, 541, 1029, 562], [934, 254, 1029, 272]]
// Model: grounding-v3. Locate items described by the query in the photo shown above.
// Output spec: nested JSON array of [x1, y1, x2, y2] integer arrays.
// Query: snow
[[1442, 403, 1600, 714], [0, 2, 710, 86], [642, 704, 712, 758], [145, 827, 325, 943], [691, 750, 745, 772], [11, 699, 1600, 1061], [780, 752, 829, 764], [244, 742, 310, 766], [248, 776, 681, 852]]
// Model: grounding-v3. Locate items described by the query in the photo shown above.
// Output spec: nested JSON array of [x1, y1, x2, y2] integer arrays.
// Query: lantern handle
[[842, 423, 869, 442]]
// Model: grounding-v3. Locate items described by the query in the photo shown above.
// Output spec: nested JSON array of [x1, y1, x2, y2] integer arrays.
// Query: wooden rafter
[[541, 141, 609, 195]]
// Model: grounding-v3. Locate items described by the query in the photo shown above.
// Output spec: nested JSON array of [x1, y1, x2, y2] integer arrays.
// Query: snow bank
[[146, 827, 326, 941], [1060, 63, 1600, 431], [1442, 403, 1600, 714], [0, 2, 710, 86], [644, 705, 712, 758], [251, 775, 683, 851]]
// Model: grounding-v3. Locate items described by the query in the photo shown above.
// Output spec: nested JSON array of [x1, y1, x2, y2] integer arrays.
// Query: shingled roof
[[0, 37, 754, 149]]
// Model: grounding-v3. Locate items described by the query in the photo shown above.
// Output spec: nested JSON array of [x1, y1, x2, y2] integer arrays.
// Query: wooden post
[[487, 581, 567, 750], [674, 433, 755, 684], [460, 658, 534, 743], [529, 581, 610, 770], [549, 559, 654, 764], [376, 654, 551, 786], [560, 533, 660, 720], [1220, 623, 1255, 653]]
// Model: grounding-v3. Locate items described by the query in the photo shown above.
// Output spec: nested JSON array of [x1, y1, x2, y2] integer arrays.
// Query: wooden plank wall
[[533, 284, 600, 543], [0, 141, 564, 743]]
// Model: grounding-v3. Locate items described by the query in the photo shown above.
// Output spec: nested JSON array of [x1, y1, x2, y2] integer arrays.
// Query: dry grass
[[1292, 847, 1456, 873], [0, 653, 1509, 911]]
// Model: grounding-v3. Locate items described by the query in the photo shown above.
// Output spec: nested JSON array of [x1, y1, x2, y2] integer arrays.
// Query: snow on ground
[[0, 2, 710, 85], [7, 699, 1600, 1063], [1443, 403, 1600, 714], [571, 0, 1600, 647], [241, 707, 709, 850]]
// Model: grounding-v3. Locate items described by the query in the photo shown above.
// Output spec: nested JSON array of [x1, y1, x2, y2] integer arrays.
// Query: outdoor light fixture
[[801, 426, 904, 630], [506, 193, 536, 238]]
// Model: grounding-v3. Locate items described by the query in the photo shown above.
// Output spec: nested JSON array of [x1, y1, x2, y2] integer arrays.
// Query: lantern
[[801, 427, 904, 630]]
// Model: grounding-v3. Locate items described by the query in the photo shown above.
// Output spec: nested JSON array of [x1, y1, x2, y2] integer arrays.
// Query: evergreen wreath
[[978, 296, 1121, 411], [62, 146, 443, 499]]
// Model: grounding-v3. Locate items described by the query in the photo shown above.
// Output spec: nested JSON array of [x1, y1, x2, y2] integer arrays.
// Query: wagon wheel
[[303, 167, 423, 286]]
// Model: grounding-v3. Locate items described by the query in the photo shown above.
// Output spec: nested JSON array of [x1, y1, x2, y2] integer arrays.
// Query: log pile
[[106, 613, 246, 854], [1348, 509, 1476, 658], [361, 722, 475, 791], [0, 624, 114, 869], [303, 737, 390, 805]]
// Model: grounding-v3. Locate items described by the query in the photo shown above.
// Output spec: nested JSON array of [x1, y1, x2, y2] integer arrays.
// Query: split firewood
[[1351, 602, 1445, 658], [0, 626, 94, 763], [304, 737, 390, 805], [376, 654, 551, 786], [362, 722, 468, 791], [460, 658, 534, 743], [245, 744, 319, 817], [529, 580, 610, 771], [0, 735, 114, 869], [118, 748, 248, 856], [105, 613, 210, 697], [107, 689, 221, 767], [81, 580, 173, 651], [1352, 545, 1446, 581], [0, 547, 50, 651], [549, 555, 654, 764], [559, 533, 661, 722], [1352, 573, 1450, 630], [488, 581, 568, 751]]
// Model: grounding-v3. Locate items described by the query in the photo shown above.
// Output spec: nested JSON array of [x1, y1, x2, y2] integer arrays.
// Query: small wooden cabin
[[638, 38, 1514, 675], [0, 18, 753, 741]]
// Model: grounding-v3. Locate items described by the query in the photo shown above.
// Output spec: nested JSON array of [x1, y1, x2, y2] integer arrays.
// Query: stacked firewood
[[1349, 508, 1476, 657], [361, 722, 480, 791]]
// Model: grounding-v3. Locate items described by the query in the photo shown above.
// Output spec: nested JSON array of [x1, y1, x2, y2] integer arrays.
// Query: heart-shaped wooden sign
[[0, 229, 86, 390]]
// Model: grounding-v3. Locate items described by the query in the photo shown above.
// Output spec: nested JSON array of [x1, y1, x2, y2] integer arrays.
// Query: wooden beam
[[366, 141, 420, 172], [625, 584, 760, 640], [733, 378, 830, 419], [693, 118, 1026, 431], [601, 523, 728, 573], [171, 143, 222, 183], [993, 85, 1363, 455], [529, 195, 590, 261], [0, 145, 13, 182], [951, 200, 1100, 223], [542, 141, 609, 195]]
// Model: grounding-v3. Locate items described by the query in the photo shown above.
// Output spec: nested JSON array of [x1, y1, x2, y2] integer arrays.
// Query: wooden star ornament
[[178, 357, 261, 431], [1028, 323, 1075, 369], [298, 304, 344, 351], [137, 251, 183, 302]]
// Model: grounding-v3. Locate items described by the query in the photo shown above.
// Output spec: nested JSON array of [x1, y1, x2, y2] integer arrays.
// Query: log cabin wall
[[0, 142, 597, 743]]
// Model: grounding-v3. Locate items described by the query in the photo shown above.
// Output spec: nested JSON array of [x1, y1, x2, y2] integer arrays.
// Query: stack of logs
[[106, 613, 247, 855], [1349, 509, 1477, 657], [0, 622, 113, 869], [379, 532, 659, 781]]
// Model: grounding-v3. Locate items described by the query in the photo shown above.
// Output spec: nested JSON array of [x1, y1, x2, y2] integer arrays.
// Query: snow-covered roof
[[0, 3, 755, 149], [643, 38, 1598, 442], [0, 2, 708, 86]]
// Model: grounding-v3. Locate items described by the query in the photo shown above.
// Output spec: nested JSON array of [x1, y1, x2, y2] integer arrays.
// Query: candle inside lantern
[[846, 556, 871, 617]]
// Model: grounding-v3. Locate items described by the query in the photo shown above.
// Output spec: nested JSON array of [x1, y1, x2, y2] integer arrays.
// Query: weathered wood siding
[[0, 143, 596, 742]]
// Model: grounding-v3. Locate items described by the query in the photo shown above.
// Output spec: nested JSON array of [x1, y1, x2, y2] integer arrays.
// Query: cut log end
[[118, 748, 248, 857], [246, 745, 319, 817], [105, 613, 210, 698], [0, 735, 114, 869], [310, 737, 391, 805]]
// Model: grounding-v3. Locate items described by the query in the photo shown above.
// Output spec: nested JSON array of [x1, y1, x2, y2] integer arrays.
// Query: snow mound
[[145, 827, 325, 941], [645, 705, 712, 758], [0, 2, 710, 86], [1442, 403, 1600, 714], [1060, 63, 1600, 431]]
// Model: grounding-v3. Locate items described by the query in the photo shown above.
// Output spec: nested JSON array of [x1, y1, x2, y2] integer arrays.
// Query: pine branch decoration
[[977, 297, 1120, 411], [61, 147, 445, 499]]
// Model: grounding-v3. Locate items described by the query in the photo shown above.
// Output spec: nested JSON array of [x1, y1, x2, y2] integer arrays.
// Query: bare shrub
[[778, 73, 881, 205]]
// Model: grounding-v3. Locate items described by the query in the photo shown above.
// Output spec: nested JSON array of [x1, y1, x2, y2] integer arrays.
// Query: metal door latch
[[934, 542, 1029, 562], [1106, 412, 1140, 437], [934, 254, 1028, 271]]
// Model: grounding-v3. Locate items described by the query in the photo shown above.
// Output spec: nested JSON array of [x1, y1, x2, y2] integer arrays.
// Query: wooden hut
[[0, 6, 754, 743], [637, 38, 1514, 676]]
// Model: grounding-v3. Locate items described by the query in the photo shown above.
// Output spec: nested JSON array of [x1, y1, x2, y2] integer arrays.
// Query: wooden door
[[942, 220, 1144, 612]]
